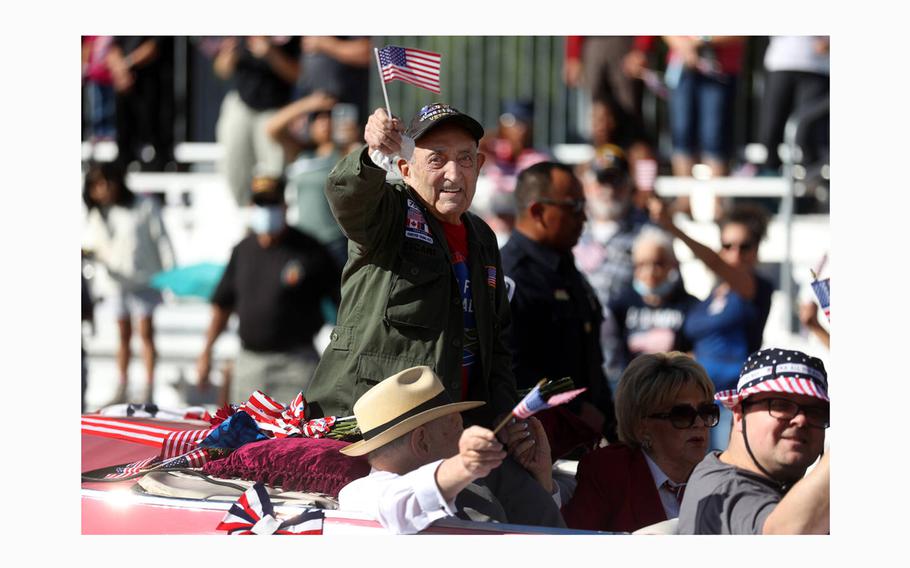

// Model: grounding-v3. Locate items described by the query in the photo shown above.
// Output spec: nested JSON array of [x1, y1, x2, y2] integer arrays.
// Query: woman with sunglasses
[[562, 352, 717, 533], [647, 198, 774, 451]]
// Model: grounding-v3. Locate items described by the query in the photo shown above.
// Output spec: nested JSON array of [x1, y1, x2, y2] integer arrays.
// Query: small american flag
[[512, 384, 587, 420], [378, 45, 442, 93], [811, 278, 830, 321], [486, 266, 497, 289]]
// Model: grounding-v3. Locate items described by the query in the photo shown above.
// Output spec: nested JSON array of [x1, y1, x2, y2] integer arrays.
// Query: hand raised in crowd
[[302, 36, 329, 54], [455, 426, 507, 479], [364, 108, 404, 157], [246, 36, 272, 58], [647, 194, 674, 231]]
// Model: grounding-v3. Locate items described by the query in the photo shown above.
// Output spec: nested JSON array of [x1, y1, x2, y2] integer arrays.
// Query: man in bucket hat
[[678, 347, 830, 534], [338, 366, 561, 534]]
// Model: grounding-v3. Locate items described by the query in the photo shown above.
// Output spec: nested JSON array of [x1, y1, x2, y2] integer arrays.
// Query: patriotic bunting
[[217, 483, 324, 535]]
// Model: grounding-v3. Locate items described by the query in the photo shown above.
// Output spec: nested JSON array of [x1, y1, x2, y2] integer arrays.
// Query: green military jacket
[[305, 147, 519, 427]]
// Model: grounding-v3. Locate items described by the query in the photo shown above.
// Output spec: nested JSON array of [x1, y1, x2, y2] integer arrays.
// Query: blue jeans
[[669, 69, 736, 161], [88, 82, 116, 138]]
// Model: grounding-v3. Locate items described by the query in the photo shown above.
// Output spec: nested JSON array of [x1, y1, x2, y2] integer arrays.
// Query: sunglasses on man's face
[[649, 403, 720, 429], [537, 198, 586, 214], [721, 241, 755, 252]]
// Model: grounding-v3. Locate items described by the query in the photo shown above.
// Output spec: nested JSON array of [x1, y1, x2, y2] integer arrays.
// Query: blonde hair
[[614, 352, 714, 447]]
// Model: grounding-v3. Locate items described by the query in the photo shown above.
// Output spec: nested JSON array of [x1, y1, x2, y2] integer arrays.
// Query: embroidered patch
[[281, 259, 304, 286], [485, 265, 496, 289], [405, 198, 434, 244]]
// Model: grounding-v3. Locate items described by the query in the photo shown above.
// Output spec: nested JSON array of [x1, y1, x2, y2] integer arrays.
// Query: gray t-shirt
[[678, 451, 784, 534]]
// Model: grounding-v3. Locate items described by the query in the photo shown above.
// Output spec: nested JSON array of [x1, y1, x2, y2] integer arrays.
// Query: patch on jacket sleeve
[[404, 198, 434, 244]]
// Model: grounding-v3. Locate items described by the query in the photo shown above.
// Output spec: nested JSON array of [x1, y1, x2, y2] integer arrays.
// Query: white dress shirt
[[338, 460, 456, 534], [338, 459, 563, 534], [642, 451, 684, 519]]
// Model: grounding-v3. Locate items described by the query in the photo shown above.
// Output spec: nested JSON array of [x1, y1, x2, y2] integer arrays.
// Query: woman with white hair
[[605, 226, 699, 374]]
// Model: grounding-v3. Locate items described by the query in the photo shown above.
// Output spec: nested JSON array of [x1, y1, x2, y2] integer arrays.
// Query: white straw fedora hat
[[340, 366, 484, 456]]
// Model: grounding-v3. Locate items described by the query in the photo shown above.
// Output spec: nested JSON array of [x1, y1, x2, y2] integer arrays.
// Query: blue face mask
[[633, 268, 680, 298], [249, 206, 285, 235]]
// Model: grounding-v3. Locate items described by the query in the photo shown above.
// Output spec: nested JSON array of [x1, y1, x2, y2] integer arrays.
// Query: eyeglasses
[[648, 403, 720, 429], [743, 397, 830, 429], [720, 241, 755, 252], [538, 198, 586, 214]]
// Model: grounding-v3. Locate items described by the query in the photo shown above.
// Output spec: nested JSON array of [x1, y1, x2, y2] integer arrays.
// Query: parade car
[[81, 410, 624, 536]]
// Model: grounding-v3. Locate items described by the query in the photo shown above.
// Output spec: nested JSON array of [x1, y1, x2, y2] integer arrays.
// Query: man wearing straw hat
[[306, 103, 520, 433], [338, 366, 560, 534], [678, 347, 830, 534]]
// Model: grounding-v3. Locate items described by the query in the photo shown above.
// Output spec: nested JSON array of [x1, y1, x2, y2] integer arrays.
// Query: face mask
[[633, 268, 680, 298], [249, 206, 285, 235]]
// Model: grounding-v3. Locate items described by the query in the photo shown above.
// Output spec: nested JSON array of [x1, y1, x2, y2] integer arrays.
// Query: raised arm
[[302, 36, 372, 67], [648, 195, 757, 300], [324, 108, 404, 246], [762, 451, 829, 534]]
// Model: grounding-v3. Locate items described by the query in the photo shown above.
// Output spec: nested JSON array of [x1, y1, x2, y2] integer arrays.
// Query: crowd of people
[[81, 35, 830, 535]]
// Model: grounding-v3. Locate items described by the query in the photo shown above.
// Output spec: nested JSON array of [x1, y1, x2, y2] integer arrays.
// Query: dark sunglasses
[[721, 241, 755, 252], [538, 198, 586, 214], [649, 403, 720, 429]]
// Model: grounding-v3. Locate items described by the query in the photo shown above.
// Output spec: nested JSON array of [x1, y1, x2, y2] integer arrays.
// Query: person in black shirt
[[214, 36, 301, 206], [606, 226, 699, 372], [196, 175, 340, 403], [501, 161, 618, 458]]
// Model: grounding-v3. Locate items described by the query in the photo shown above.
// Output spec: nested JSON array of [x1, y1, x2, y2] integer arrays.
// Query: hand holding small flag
[[492, 377, 587, 436]]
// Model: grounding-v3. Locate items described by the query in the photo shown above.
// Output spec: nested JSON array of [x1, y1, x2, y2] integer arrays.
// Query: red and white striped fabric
[[104, 456, 160, 479], [715, 349, 830, 409], [716, 376, 830, 408], [237, 390, 315, 438], [160, 428, 211, 459], [81, 416, 185, 448], [82, 416, 212, 456]]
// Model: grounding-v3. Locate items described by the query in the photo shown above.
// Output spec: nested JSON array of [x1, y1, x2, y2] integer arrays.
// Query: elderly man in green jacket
[[306, 105, 566, 528], [307, 103, 518, 429]]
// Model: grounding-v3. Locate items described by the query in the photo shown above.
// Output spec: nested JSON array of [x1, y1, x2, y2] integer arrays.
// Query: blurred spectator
[[799, 301, 829, 348], [479, 100, 551, 195], [562, 352, 717, 533], [474, 100, 551, 247], [107, 37, 175, 171], [82, 36, 116, 141], [573, 153, 651, 385], [81, 263, 95, 413], [606, 226, 699, 373], [564, 36, 646, 144], [502, 161, 618, 457], [756, 36, 830, 173], [648, 198, 774, 451], [627, 36, 744, 179], [296, 36, 372, 130], [82, 162, 176, 405], [196, 176, 340, 404], [214, 36, 301, 206], [266, 99, 356, 270]]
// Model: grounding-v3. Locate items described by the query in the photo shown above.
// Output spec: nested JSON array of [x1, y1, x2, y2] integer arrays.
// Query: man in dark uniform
[[501, 162, 618, 458], [305, 104, 564, 528], [196, 176, 340, 403]]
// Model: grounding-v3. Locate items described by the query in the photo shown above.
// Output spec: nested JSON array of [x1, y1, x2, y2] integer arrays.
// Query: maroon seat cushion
[[201, 437, 370, 497]]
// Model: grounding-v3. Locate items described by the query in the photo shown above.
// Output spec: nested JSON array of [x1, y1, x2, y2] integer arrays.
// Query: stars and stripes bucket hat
[[715, 348, 829, 409]]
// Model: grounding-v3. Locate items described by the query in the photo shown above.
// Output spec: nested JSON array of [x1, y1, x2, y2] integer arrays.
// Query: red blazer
[[561, 444, 666, 533]]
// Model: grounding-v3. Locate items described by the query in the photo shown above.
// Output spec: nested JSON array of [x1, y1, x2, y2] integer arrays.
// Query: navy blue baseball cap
[[405, 103, 484, 143]]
